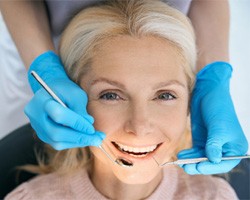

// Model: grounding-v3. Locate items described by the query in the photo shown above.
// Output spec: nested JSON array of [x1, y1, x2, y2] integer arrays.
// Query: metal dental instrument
[[154, 155, 250, 167], [98, 145, 133, 167], [31, 71, 133, 168]]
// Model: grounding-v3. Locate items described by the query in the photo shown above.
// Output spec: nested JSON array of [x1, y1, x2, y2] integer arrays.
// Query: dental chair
[[0, 124, 249, 199], [0, 124, 42, 199]]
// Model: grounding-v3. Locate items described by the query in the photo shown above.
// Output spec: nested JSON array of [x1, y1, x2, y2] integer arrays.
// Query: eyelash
[[99, 92, 122, 101], [155, 92, 176, 101], [99, 91, 176, 101]]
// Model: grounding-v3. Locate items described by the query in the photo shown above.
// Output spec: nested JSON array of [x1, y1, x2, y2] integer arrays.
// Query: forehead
[[86, 36, 188, 86], [93, 35, 183, 64]]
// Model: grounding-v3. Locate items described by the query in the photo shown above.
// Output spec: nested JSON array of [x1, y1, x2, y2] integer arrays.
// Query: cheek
[[158, 103, 188, 139], [155, 102, 189, 162], [87, 102, 123, 133]]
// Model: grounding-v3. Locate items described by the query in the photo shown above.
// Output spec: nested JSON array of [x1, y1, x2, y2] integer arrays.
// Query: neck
[[89, 160, 163, 200]]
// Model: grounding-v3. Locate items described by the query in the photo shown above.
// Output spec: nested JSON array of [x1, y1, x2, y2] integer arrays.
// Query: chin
[[112, 162, 163, 185]]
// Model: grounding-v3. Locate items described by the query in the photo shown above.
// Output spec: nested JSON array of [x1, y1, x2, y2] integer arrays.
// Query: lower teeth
[[121, 149, 150, 157], [128, 152, 148, 158]]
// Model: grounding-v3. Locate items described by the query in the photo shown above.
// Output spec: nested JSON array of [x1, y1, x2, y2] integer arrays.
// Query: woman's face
[[80, 36, 189, 185]]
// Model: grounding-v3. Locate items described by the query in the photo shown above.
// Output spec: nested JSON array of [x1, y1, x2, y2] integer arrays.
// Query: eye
[[157, 92, 176, 101], [99, 92, 121, 100]]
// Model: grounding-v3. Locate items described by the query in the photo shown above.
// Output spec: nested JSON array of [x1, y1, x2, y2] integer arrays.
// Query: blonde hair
[[33, 0, 196, 174], [59, 0, 196, 87]]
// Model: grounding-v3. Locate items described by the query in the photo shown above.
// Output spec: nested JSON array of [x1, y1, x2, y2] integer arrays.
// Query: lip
[[110, 141, 163, 162]]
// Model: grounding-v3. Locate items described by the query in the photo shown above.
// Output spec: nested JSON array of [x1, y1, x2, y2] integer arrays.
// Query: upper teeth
[[115, 142, 157, 153]]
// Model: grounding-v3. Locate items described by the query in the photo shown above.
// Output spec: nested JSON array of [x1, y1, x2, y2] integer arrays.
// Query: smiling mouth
[[112, 142, 161, 158]]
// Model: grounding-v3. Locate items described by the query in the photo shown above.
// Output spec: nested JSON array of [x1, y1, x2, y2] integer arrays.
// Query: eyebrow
[[90, 77, 186, 89], [153, 80, 186, 89], [90, 77, 126, 89]]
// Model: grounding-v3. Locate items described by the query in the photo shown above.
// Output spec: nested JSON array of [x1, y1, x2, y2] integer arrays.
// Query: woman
[[6, 1, 237, 199]]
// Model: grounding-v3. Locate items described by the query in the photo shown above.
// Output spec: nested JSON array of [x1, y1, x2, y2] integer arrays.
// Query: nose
[[124, 102, 154, 136]]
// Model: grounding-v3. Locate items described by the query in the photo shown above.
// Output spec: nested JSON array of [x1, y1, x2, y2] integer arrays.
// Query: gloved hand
[[25, 51, 106, 150], [178, 61, 248, 174]]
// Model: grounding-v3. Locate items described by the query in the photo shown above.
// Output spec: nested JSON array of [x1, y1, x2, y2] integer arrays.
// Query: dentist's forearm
[[188, 0, 230, 72], [0, 1, 55, 69]]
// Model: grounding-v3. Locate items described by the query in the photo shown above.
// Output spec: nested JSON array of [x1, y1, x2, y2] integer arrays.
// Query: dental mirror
[[99, 145, 133, 167], [116, 157, 134, 167]]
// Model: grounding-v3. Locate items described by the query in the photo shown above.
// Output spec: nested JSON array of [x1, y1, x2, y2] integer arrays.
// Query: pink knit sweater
[[5, 166, 238, 200]]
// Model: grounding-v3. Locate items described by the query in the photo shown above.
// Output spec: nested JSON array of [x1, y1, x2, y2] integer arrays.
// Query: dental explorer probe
[[154, 155, 250, 167], [30, 71, 133, 168]]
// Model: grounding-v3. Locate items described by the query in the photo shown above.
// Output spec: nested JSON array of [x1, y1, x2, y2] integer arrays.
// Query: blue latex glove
[[24, 51, 106, 150], [178, 62, 248, 174]]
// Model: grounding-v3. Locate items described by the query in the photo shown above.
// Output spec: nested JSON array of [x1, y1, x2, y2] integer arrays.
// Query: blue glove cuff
[[28, 51, 68, 92], [192, 61, 233, 101], [196, 61, 232, 84]]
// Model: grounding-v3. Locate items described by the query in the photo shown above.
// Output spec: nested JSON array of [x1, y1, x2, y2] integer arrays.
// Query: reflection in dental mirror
[[116, 157, 134, 167]]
